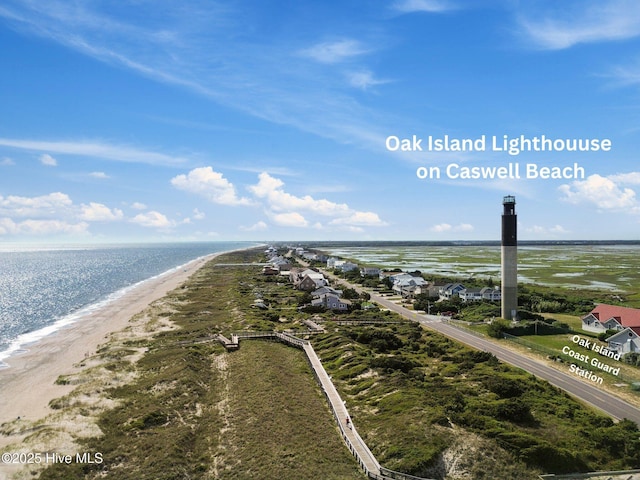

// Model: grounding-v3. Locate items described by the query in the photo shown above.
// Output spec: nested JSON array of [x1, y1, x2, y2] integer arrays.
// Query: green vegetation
[[38, 249, 363, 480], [314, 323, 640, 478], [320, 244, 640, 305], [35, 246, 640, 479]]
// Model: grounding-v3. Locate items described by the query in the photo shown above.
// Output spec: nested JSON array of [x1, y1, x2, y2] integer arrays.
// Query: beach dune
[[0, 253, 217, 451]]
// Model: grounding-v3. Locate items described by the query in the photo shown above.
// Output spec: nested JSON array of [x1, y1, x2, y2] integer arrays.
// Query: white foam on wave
[[0, 253, 213, 369]]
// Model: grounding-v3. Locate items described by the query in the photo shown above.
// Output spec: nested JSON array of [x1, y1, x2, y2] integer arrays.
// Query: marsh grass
[[324, 244, 640, 300]]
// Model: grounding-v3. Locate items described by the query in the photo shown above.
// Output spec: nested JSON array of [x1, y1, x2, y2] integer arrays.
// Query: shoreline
[[0, 252, 218, 368], [0, 251, 223, 441]]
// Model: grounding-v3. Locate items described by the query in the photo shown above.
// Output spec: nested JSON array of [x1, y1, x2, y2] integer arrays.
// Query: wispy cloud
[[430, 223, 474, 233], [299, 39, 369, 64], [89, 171, 110, 179], [240, 220, 268, 232], [391, 0, 456, 14], [346, 70, 391, 90], [39, 153, 57, 166], [517, 0, 640, 50], [0, 138, 188, 166], [0, 2, 393, 153]]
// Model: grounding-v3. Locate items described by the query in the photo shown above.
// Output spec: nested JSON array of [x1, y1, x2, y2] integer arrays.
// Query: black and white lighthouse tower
[[501, 195, 517, 320]]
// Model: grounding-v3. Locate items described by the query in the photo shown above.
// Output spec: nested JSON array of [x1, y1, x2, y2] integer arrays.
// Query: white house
[[391, 275, 428, 298], [459, 287, 501, 302], [361, 267, 381, 277], [582, 304, 640, 334], [338, 262, 359, 272], [326, 257, 340, 269]]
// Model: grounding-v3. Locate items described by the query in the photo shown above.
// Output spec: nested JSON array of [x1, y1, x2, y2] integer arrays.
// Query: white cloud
[[0, 192, 72, 217], [0, 138, 187, 166], [171, 166, 253, 206], [299, 39, 369, 64], [131, 211, 173, 228], [39, 153, 57, 166], [526, 224, 569, 235], [392, 0, 455, 13], [559, 174, 638, 211], [89, 171, 110, 179], [0, 218, 89, 236], [608, 171, 640, 185], [130, 202, 147, 210], [270, 212, 308, 227], [330, 211, 387, 226], [431, 223, 474, 233], [0, 4, 393, 156], [79, 202, 124, 221], [518, 0, 640, 50], [248, 172, 387, 230], [456, 223, 474, 232], [192, 208, 205, 220], [240, 220, 268, 232], [346, 70, 390, 90], [249, 172, 350, 216], [0, 157, 14, 166]]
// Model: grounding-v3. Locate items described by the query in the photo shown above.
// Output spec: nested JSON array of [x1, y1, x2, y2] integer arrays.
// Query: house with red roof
[[581, 304, 640, 335]]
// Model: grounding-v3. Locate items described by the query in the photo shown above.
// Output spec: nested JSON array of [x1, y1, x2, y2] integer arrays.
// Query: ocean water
[[0, 242, 252, 366]]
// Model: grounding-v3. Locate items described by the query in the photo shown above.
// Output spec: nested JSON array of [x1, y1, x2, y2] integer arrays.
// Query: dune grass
[[37, 249, 364, 480], [34, 247, 640, 479]]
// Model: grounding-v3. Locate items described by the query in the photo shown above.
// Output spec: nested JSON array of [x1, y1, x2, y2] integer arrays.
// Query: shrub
[[488, 319, 510, 338]]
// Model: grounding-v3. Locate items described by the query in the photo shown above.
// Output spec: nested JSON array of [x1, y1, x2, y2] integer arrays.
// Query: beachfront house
[[311, 293, 351, 311], [290, 268, 327, 291], [312, 286, 343, 297], [581, 304, 640, 334]]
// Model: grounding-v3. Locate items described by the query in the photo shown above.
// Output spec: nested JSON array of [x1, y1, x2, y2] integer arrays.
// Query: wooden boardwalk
[[221, 330, 432, 480], [302, 342, 382, 477]]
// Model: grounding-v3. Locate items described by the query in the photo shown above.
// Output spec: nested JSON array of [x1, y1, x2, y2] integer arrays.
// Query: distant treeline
[[286, 240, 640, 248]]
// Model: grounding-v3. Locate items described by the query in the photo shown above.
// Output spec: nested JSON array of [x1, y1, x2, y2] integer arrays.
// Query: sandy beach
[[0, 252, 219, 450]]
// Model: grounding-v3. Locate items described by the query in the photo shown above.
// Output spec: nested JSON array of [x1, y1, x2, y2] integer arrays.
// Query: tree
[[342, 287, 360, 300], [487, 319, 510, 338]]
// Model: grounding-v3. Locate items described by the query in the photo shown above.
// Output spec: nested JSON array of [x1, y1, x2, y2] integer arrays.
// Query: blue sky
[[1, 0, 640, 242]]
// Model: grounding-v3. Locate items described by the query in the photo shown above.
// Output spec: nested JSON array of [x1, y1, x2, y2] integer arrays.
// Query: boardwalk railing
[[539, 468, 640, 479], [221, 330, 435, 480]]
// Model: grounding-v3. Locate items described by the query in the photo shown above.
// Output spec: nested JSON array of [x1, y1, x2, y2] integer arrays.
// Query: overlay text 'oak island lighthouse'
[[501, 195, 518, 320]]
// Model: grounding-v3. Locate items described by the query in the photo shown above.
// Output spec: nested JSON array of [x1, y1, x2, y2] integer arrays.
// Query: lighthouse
[[501, 195, 517, 320]]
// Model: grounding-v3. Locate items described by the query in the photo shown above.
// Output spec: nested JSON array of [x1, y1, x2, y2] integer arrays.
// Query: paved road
[[370, 291, 640, 425], [305, 261, 640, 425]]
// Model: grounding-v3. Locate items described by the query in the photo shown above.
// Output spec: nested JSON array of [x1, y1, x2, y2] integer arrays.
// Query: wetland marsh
[[322, 243, 640, 296]]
